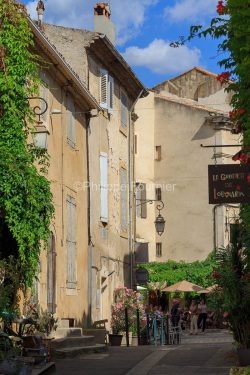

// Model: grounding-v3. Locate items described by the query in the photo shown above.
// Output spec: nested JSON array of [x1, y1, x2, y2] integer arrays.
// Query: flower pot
[[108, 334, 123, 346], [237, 347, 250, 366], [131, 335, 138, 346]]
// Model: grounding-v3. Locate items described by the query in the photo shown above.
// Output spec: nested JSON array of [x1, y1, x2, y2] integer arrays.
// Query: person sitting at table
[[170, 298, 181, 327]]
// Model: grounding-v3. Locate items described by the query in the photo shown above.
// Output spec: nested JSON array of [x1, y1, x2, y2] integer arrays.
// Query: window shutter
[[121, 92, 127, 128], [47, 233, 56, 313], [100, 69, 108, 109], [100, 152, 108, 223], [140, 183, 147, 219], [136, 183, 141, 218], [120, 168, 127, 231], [108, 75, 114, 110], [66, 196, 77, 289], [67, 95, 76, 148], [40, 83, 48, 123]]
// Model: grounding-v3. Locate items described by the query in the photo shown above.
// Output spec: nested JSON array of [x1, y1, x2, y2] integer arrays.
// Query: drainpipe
[[128, 90, 143, 289]]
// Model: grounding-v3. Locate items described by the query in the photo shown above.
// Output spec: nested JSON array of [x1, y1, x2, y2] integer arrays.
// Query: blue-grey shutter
[[100, 152, 108, 222], [67, 95, 76, 148], [100, 69, 108, 109], [120, 168, 127, 231], [121, 92, 127, 128], [47, 233, 56, 313], [66, 196, 77, 289]]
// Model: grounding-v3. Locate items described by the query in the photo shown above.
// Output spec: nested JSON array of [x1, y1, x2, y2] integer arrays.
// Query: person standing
[[170, 298, 180, 327], [189, 299, 198, 334], [198, 298, 208, 333]]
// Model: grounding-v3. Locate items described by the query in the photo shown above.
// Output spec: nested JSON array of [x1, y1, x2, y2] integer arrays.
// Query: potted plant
[[109, 287, 145, 346], [212, 242, 250, 365]]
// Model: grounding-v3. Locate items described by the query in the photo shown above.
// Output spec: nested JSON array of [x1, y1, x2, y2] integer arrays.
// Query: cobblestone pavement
[[54, 330, 236, 375]]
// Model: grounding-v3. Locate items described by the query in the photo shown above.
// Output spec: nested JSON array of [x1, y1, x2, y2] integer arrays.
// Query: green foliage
[[142, 251, 216, 288], [212, 245, 250, 348], [0, 1, 54, 287], [0, 257, 21, 314]]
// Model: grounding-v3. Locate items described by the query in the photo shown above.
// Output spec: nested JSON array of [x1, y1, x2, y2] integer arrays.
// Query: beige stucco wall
[[135, 88, 240, 263], [87, 54, 132, 325], [134, 92, 157, 261], [37, 70, 89, 325]]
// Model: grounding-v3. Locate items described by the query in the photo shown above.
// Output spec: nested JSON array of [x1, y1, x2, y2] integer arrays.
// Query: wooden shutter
[[140, 183, 147, 219], [100, 69, 108, 109], [108, 75, 114, 110], [120, 168, 127, 231], [136, 183, 141, 218], [67, 95, 76, 148], [121, 91, 127, 128], [66, 196, 77, 289], [100, 152, 108, 223], [40, 83, 48, 123]]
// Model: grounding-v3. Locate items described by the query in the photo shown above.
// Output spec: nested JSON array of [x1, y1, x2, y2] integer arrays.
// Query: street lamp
[[136, 199, 166, 235], [154, 201, 165, 236]]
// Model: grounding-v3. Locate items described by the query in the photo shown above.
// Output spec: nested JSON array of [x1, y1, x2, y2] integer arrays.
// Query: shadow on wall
[[191, 119, 215, 141]]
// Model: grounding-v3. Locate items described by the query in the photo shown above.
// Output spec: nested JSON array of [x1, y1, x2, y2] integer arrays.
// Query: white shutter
[[66, 196, 77, 289], [100, 152, 108, 223], [100, 69, 108, 109], [108, 75, 114, 110], [67, 95, 75, 148], [40, 83, 48, 123], [120, 168, 127, 231], [121, 91, 127, 128]]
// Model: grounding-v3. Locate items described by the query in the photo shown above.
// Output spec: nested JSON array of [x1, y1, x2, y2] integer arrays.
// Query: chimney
[[94, 3, 116, 45], [36, 0, 45, 30]]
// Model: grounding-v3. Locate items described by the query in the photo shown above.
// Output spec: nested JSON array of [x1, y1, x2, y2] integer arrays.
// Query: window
[[121, 91, 128, 128], [100, 68, 114, 111], [100, 152, 108, 223], [67, 95, 76, 148], [120, 167, 127, 231], [155, 146, 162, 161], [136, 182, 147, 219], [66, 196, 77, 289], [155, 187, 162, 201], [156, 243, 162, 258]]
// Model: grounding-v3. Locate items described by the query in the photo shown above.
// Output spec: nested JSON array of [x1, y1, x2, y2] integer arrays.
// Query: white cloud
[[164, 0, 218, 23], [122, 39, 201, 75], [26, 0, 158, 45]]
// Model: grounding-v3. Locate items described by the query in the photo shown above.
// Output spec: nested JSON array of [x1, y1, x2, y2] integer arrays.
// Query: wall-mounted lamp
[[33, 126, 49, 149], [136, 199, 166, 236]]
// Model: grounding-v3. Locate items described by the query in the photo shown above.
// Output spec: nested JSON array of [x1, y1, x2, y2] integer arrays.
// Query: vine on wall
[[0, 0, 54, 287]]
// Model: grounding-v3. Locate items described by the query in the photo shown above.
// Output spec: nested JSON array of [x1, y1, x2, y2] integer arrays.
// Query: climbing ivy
[[0, 0, 54, 287]]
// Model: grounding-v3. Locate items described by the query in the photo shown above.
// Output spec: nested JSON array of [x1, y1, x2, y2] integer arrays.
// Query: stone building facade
[[135, 67, 239, 263], [36, 5, 147, 325]]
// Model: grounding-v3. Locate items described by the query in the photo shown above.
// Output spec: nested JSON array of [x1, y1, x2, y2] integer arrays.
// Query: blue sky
[[23, 0, 222, 88]]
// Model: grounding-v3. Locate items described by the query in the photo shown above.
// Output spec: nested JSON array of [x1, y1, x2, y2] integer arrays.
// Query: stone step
[[82, 329, 108, 344], [53, 344, 108, 359], [51, 335, 96, 349], [32, 362, 56, 374], [53, 327, 82, 338]]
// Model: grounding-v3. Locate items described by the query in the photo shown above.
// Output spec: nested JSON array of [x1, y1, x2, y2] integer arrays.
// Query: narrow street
[[53, 331, 235, 375]]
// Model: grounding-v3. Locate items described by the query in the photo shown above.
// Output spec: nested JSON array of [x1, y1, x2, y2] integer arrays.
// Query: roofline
[[98, 34, 148, 98], [29, 19, 101, 111], [152, 66, 219, 90], [155, 93, 228, 116]]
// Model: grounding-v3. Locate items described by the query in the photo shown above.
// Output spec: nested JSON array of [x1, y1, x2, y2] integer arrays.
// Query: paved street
[[53, 330, 236, 375]]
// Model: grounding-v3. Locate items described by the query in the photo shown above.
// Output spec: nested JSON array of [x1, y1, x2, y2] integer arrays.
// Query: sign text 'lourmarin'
[[208, 164, 250, 204]]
